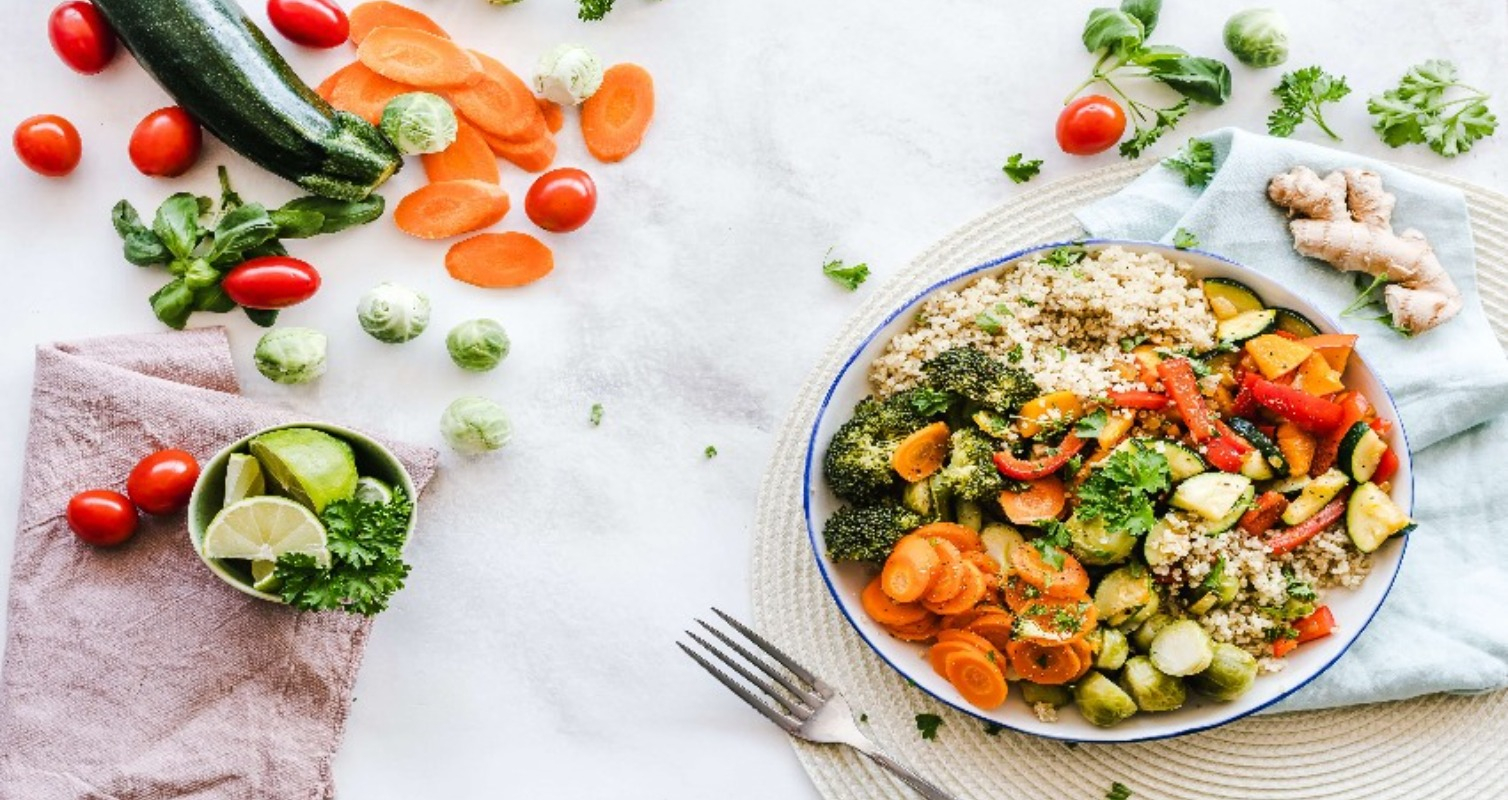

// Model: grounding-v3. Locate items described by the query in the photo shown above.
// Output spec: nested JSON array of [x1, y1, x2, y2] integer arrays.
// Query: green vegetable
[[1162, 137, 1215, 186], [274, 488, 412, 616], [1368, 59, 1498, 157], [1149, 619, 1215, 676], [1030, 518, 1075, 571], [533, 43, 604, 106], [704, 445, 718, 459], [380, 92, 458, 155], [905, 387, 955, 417], [1020, 682, 1071, 707], [1074, 440, 1170, 538], [1222, 8, 1289, 68], [1107, 781, 1134, 800], [1094, 627, 1130, 670], [1189, 642, 1259, 701], [589, 403, 604, 426], [937, 428, 1006, 503], [921, 346, 1038, 413], [1268, 66, 1350, 140], [1118, 655, 1187, 712], [1073, 671, 1139, 727], [440, 396, 513, 455], [1172, 228, 1199, 249], [822, 250, 870, 291], [823, 502, 923, 562], [577, 0, 615, 21], [357, 283, 431, 344], [823, 395, 932, 503], [254, 327, 327, 384], [446, 318, 511, 371], [1002, 153, 1043, 184], [914, 712, 943, 740], [92, 0, 400, 200]]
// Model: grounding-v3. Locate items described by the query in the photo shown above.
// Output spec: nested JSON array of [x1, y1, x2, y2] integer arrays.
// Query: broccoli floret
[[921, 346, 1039, 412], [823, 502, 924, 562], [938, 428, 1005, 502], [823, 396, 931, 503]]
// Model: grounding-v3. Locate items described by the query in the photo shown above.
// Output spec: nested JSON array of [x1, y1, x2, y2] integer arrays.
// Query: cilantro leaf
[[1368, 59, 1498, 157], [1075, 408, 1109, 437], [822, 250, 870, 291], [1268, 66, 1351, 140], [1041, 245, 1086, 269], [1119, 100, 1189, 159], [577, 0, 615, 21], [1074, 441, 1170, 537], [1002, 153, 1044, 184], [1162, 137, 1215, 187], [590, 403, 604, 426], [275, 490, 414, 616], [915, 713, 944, 740], [1172, 228, 1199, 250]]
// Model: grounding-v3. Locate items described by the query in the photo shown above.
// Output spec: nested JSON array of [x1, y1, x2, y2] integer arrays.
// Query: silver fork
[[678, 608, 958, 800]]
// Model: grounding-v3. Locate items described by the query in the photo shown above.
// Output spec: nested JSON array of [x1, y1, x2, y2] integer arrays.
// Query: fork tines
[[677, 608, 831, 731]]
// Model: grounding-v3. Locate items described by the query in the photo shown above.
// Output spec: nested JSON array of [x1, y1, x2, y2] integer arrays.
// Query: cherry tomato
[[525, 168, 597, 233], [126, 449, 201, 516], [1056, 94, 1127, 156], [13, 114, 82, 177], [66, 490, 138, 547], [222, 256, 322, 309], [128, 107, 203, 178], [267, 0, 350, 48], [48, 1, 117, 75]]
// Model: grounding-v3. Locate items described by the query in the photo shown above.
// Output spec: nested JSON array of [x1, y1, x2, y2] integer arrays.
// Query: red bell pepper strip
[[1369, 416, 1393, 437], [1157, 358, 1218, 442], [1213, 419, 1254, 452], [1238, 491, 1290, 535], [1372, 447, 1400, 484], [1230, 373, 1261, 418], [1311, 392, 1371, 476], [1205, 436, 1248, 473], [1294, 605, 1336, 644], [1271, 637, 1299, 657], [992, 433, 1088, 481], [1251, 378, 1345, 435], [1267, 491, 1350, 555], [1107, 389, 1171, 410]]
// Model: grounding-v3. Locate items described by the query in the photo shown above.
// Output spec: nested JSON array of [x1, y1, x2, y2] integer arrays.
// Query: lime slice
[[248, 428, 358, 513], [250, 559, 282, 592], [353, 476, 394, 505], [224, 453, 267, 505], [202, 496, 329, 566]]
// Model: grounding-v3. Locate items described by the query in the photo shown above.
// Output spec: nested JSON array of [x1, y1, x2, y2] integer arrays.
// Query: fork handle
[[859, 750, 958, 800]]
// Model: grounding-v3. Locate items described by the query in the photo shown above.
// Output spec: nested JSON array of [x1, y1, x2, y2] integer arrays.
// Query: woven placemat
[[751, 160, 1508, 800]]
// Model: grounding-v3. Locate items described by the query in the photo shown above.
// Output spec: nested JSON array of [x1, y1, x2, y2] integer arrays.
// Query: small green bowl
[[187, 421, 418, 603]]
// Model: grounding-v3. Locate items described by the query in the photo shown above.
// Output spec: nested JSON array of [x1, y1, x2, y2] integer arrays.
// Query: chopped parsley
[[1173, 227, 1200, 250], [908, 387, 956, 416], [1002, 153, 1044, 184], [577, 0, 616, 21], [1041, 245, 1086, 270], [975, 303, 1014, 335], [1202, 555, 1227, 592], [1031, 519, 1074, 571], [1107, 782, 1134, 800], [1162, 137, 1215, 187], [915, 713, 944, 740], [1017, 295, 1038, 308], [1006, 343, 1025, 363], [1119, 334, 1147, 353], [1284, 569, 1317, 601], [821, 249, 870, 291], [1056, 346, 1068, 361], [704, 445, 718, 459], [1074, 441, 1171, 537], [589, 403, 604, 426], [1074, 408, 1109, 438]]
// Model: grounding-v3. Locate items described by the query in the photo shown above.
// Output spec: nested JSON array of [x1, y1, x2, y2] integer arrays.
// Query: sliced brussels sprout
[[1073, 671, 1139, 727], [1149, 619, 1216, 677], [1190, 642, 1260, 701], [1118, 655, 1188, 712]]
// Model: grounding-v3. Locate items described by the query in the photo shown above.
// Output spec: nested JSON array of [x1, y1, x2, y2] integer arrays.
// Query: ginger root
[[1267, 165, 1462, 334]]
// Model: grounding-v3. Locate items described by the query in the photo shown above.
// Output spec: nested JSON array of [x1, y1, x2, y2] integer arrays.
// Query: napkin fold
[[0, 328, 437, 799], [1077, 128, 1508, 711]]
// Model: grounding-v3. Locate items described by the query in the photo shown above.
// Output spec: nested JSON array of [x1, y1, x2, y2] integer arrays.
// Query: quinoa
[[870, 246, 1217, 399]]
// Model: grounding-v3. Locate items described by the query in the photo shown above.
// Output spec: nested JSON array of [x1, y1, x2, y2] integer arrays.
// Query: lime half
[[248, 428, 358, 513], [353, 476, 394, 505], [224, 453, 267, 505], [250, 559, 282, 592], [202, 496, 330, 566]]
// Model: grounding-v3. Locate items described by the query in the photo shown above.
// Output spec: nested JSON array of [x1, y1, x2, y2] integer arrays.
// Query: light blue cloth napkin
[[1077, 127, 1508, 712]]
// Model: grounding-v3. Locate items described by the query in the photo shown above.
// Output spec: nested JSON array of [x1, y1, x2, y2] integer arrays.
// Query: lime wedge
[[248, 428, 358, 513], [354, 476, 394, 505], [224, 453, 266, 505], [250, 559, 282, 592], [202, 496, 329, 566]]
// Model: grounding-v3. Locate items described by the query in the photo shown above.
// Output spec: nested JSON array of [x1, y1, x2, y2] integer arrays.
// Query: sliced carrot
[[422, 119, 501, 184], [482, 130, 558, 173], [927, 640, 977, 676], [451, 51, 547, 141], [320, 61, 412, 125], [923, 539, 965, 605], [348, 1, 450, 44], [1007, 640, 1081, 686], [581, 63, 655, 163], [880, 535, 940, 603], [965, 551, 1000, 577], [944, 648, 1010, 709], [394, 180, 510, 240], [1001, 575, 1042, 614], [860, 577, 929, 627], [888, 421, 950, 483], [445, 232, 555, 288], [1009, 542, 1089, 599], [965, 611, 1016, 652], [940, 607, 993, 630], [1275, 421, 1316, 477], [357, 27, 481, 89], [998, 475, 1067, 526], [911, 522, 981, 553], [884, 614, 941, 642], [1014, 596, 1097, 646], [537, 98, 564, 133], [924, 562, 987, 616]]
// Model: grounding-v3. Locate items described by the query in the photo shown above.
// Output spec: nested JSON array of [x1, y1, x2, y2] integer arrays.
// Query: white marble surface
[[2, 0, 1506, 796]]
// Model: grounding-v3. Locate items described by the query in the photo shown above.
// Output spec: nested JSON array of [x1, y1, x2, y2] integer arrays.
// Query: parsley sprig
[[1002, 153, 1044, 184], [1162, 137, 1215, 187], [822, 248, 870, 291], [577, 0, 615, 21], [275, 490, 413, 616], [1268, 66, 1351, 141], [1030, 519, 1075, 570], [1172, 228, 1199, 250], [1074, 441, 1170, 537], [915, 713, 944, 740], [1368, 59, 1498, 157]]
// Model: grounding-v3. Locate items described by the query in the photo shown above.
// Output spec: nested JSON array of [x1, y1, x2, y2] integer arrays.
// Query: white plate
[[801, 240, 1413, 743]]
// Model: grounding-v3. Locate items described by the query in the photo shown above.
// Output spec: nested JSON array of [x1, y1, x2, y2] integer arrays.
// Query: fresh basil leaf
[[208, 203, 279, 264], [1146, 56, 1232, 106], [111, 200, 148, 239], [122, 231, 170, 266], [152, 193, 205, 260], [1127, 44, 1187, 66], [194, 284, 237, 313], [182, 258, 221, 290], [149, 279, 196, 330], [244, 307, 279, 327], [269, 208, 327, 239], [1120, 0, 1160, 36], [277, 194, 385, 234], [1082, 8, 1144, 55], [244, 239, 290, 260]]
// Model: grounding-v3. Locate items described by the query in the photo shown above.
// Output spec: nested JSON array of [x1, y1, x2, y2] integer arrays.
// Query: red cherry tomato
[[48, 1, 117, 75], [267, 0, 350, 48], [525, 168, 598, 233], [128, 107, 203, 178], [13, 114, 82, 177], [126, 449, 201, 516], [66, 490, 138, 547], [222, 256, 322, 309], [1056, 94, 1127, 156]]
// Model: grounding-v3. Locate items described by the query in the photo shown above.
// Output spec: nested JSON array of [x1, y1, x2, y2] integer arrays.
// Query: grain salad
[[821, 242, 1415, 728]]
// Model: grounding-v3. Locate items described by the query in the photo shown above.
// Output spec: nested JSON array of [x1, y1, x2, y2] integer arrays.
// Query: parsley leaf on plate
[[915, 713, 944, 740], [590, 403, 604, 426], [577, 0, 615, 21], [1002, 153, 1044, 184], [1368, 59, 1498, 156], [1030, 519, 1074, 570], [1172, 228, 1199, 250], [822, 249, 870, 291], [1268, 66, 1351, 140], [704, 445, 719, 459], [1161, 137, 1215, 187], [275, 489, 414, 616], [1074, 441, 1171, 537]]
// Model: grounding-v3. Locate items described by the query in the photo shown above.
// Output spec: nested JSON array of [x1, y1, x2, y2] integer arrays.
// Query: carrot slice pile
[[880, 535, 940, 603], [422, 120, 501, 184], [358, 27, 481, 88], [1009, 542, 1089, 599], [998, 474, 1067, 525], [318, 62, 412, 125], [445, 232, 555, 288], [928, 630, 1009, 709], [348, 1, 450, 44], [911, 522, 982, 553], [450, 51, 546, 141], [394, 180, 511, 239], [581, 63, 655, 163], [1007, 639, 1081, 686], [482, 130, 558, 173], [537, 98, 564, 133]]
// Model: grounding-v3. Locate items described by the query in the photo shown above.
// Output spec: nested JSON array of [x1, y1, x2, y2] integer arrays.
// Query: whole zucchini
[[94, 0, 400, 200]]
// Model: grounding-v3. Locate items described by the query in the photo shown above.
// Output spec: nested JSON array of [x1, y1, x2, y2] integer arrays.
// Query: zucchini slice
[[1171, 472, 1254, 523], [1202, 278, 1266, 316], [1346, 482, 1414, 553], [1281, 468, 1350, 525], [1226, 417, 1288, 476], [1237, 449, 1275, 482], [1268, 473, 1312, 494], [1114, 437, 1207, 482], [1273, 307, 1323, 338], [1206, 484, 1255, 532], [1143, 517, 1181, 568], [1216, 309, 1279, 344], [1337, 421, 1389, 483]]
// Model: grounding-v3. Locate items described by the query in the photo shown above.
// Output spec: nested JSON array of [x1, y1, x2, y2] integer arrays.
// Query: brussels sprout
[[254, 327, 327, 384], [1073, 671, 1138, 727], [954, 498, 983, 532], [1130, 612, 1175, 653], [1094, 565, 1155, 626], [1118, 589, 1161, 633], [1067, 511, 1137, 566], [1189, 642, 1260, 701], [1119, 656, 1188, 712], [357, 282, 431, 344], [1019, 682, 1071, 708], [441, 396, 513, 454], [1094, 627, 1130, 671], [1223, 9, 1289, 68], [980, 522, 1025, 575], [533, 43, 604, 106], [380, 92, 458, 155], [1149, 619, 1216, 676], [446, 318, 511, 372]]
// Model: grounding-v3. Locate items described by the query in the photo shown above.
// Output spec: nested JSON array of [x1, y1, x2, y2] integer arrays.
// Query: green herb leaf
[[975, 303, 1014, 335], [1107, 781, 1134, 800], [276, 194, 386, 235], [112, 200, 171, 266], [1269, 66, 1351, 140], [1368, 59, 1498, 157], [983, 721, 1004, 736], [704, 445, 718, 459], [244, 307, 279, 327], [1042, 246, 1086, 269], [577, 0, 615, 21], [152, 193, 205, 260], [1162, 137, 1216, 187], [1202, 555, 1227, 592], [148, 279, 196, 330], [1119, 0, 1159, 36], [194, 284, 237, 313], [908, 387, 955, 416], [590, 403, 605, 426], [1119, 334, 1147, 352], [1173, 228, 1199, 250], [208, 203, 279, 264], [1002, 153, 1044, 184], [182, 258, 221, 290], [1031, 519, 1074, 570], [217, 165, 244, 214], [1074, 441, 1170, 537], [275, 490, 414, 616], [1082, 8, 1144, 55], [1075, 408, 1110, 437], [915, 713, 944, 741], [822, 250, 870, 291], [269, 208, 327, 239], [1145, 56, 1232, 106], [1007, 343, 1024, 363], [1119, 100, 1189, 159]]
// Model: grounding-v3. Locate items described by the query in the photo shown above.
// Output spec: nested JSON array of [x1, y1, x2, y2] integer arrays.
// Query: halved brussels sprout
[[1073, 671, 1139, 727], [1067, 511, 1137, 566], [1130, 612, 1176, 653], [1020, 682, 1071, 708], [1119, 655, 1187, 712], [1094, 627, 1130, 671], [1190, 642, 1260, 701], [1149, 619, 1216, 676], [1094, 565, 1155, 626]]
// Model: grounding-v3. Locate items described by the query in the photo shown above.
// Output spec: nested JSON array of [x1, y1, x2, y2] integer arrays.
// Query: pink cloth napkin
[[0, 328, 437, 799]]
